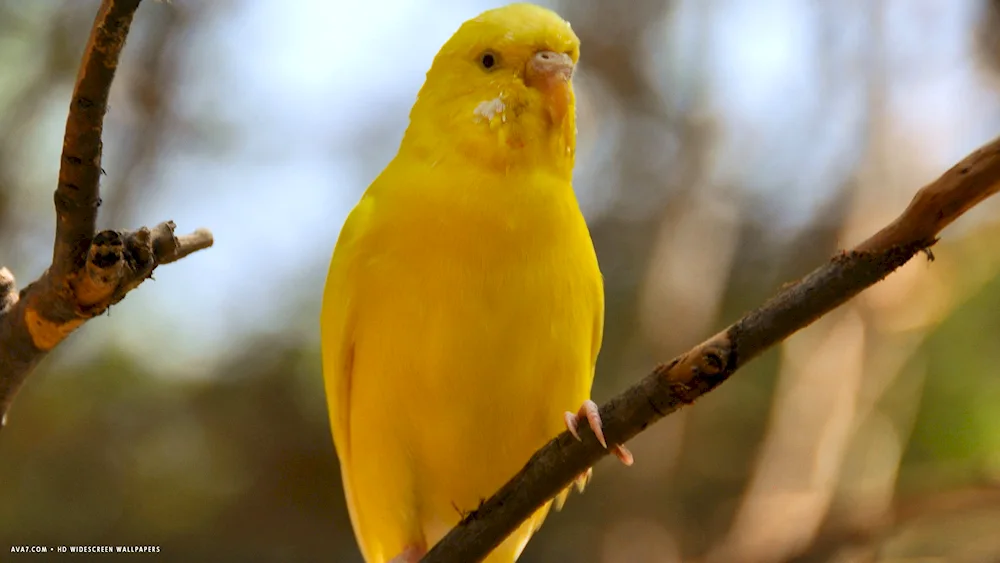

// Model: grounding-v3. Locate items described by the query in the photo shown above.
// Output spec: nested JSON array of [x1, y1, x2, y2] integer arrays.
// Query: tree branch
[[0, 0, 213, 426], [420, 136, 1000, 562], [53, 0, 140, 281]]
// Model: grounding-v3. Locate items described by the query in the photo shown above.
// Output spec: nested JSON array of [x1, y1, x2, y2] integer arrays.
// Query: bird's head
[[403, 3, 580, 177]]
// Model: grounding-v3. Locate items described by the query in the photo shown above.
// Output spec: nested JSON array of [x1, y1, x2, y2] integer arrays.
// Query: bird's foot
[[564, 399, 634, 466], [388, 545, 426, 563]]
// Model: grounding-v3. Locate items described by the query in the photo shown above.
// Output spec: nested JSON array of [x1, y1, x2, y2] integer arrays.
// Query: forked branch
[[0, 0, 213, 425]]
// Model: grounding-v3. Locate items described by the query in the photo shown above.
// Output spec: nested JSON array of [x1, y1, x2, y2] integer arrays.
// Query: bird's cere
[[527, 51, 574, 86]]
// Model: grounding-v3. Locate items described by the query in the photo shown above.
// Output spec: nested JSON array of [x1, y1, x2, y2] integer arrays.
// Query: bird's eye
[[480, 51, 497, 70]]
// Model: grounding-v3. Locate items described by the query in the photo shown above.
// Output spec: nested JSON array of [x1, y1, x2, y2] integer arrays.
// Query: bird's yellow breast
[[328, 156, 603, 560]]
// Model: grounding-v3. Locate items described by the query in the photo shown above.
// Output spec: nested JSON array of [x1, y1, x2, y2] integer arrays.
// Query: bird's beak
[[525, 51, 575, 124]]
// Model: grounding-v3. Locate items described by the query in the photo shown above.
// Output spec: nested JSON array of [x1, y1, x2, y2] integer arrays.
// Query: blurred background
[[1, 0, 999, 561]]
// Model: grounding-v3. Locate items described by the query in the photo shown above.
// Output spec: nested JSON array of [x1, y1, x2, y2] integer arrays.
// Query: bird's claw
[[564, 399, 634, 466]]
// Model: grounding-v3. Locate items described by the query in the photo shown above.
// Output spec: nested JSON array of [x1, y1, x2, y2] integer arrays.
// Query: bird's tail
[[481, 502, 553, 563], [484, 468, 593, 562]]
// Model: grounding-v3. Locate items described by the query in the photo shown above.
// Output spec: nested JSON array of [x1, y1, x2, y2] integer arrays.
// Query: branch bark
[[0, 0, 213, 426], [420, 137, 1000, 562]]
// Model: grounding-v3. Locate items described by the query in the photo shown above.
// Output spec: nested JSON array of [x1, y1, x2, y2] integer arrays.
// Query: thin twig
[[0, 0, 214, 426], [420, 135, 1000, 562], [53, 0, 141, 280]]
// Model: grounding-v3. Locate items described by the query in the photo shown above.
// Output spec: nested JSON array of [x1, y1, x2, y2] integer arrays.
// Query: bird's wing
[[320, 195, 374, 556], [321, 197, 370, 459], [539, 268, 606, 518], [591, 272, 606, 369]]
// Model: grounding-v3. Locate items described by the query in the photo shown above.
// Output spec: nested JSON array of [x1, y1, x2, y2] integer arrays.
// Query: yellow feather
[[321, 4, 600, 562]]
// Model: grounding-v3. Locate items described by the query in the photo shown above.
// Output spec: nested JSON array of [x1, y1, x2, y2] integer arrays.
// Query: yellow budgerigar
[[321, 4, 631, 562]]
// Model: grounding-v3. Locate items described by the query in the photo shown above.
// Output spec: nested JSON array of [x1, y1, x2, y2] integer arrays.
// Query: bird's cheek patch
[[473, 97, 508, 130]]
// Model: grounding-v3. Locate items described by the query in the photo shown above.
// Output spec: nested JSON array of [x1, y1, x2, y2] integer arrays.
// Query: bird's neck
[[401, 95, 576, 180]]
